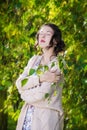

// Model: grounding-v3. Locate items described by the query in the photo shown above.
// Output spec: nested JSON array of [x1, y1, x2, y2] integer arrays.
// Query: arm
[[19, 60, 64, 104], [20, 82, 51, 104], [16, 55, 40, 93], [39, 60, 63, 83], [20, 73, 63, 104]]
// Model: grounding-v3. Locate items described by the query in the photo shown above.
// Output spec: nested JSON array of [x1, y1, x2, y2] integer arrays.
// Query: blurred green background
[[0, 0, 87, 130]]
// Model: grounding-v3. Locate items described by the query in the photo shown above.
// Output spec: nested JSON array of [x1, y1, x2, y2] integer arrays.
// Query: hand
[[39, 70, 61, 83]]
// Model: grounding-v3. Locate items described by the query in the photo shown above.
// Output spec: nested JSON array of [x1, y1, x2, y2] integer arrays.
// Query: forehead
[[39, 25, 54, 34]]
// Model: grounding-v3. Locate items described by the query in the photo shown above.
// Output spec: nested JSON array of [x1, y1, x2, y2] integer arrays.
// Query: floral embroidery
[[22, 106, 34, 130]]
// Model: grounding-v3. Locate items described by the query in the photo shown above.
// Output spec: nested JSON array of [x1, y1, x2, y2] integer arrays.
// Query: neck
[[41, 48, 56, 65]]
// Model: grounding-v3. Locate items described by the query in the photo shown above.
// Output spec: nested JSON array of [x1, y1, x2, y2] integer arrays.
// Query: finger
[[50, 69, 57, 73], [56, 73, 61, 76], [55, 75, 61, 81]]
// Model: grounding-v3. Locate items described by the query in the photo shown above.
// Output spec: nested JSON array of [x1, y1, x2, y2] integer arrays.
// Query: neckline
[[39, 55, 57, 66]]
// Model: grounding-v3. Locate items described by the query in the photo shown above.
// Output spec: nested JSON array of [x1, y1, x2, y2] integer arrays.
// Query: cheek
[[46, 37, 52, 43]]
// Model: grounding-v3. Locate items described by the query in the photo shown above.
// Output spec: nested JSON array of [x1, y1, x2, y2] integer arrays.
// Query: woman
[[16, 23, 65, 130]]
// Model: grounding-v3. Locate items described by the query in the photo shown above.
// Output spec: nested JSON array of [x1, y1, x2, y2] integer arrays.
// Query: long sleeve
[[16, 55, 40, 93], [16, 56, 64, 104], [20, 82, 51, 104]]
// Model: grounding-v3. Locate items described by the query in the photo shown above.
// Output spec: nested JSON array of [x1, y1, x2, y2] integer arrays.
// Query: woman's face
[[38, 25, 54, 49]]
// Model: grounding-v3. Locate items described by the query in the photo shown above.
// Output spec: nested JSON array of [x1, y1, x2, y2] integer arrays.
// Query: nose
[[39, 33, 46, 38], [42, 34, 45, 38]]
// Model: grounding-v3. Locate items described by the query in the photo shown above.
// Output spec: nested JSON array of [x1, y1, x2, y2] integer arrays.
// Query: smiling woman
[[16, 23, 65, 130]]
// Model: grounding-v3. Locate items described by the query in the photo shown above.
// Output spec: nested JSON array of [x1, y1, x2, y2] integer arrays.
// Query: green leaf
[[51, 62, 55, 68], [53, 90, 57, 96], [63, 68, 68, 75], [38, 65, 43, 69], [44, 65, 49, 71], [36, 69, 44, 75], [28, 68, 36, 76], [0, 86, 4, 90], [51, 82, 56, 88], [21, 78, 28, 86], [44, 93, 49, 99], [36, 65, 43, 75]]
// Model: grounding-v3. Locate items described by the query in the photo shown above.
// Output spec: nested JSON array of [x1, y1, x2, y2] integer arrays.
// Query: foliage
[[0, 0, 87, 130]]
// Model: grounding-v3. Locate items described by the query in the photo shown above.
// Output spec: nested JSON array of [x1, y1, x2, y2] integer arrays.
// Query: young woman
[[16, 23, 65, 130]]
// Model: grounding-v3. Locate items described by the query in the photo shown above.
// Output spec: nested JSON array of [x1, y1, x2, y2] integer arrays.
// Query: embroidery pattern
[[22, 106, 34, 130]]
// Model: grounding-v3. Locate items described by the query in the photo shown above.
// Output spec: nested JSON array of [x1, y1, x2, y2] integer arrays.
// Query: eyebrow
[[47, 31, 53, 33], [40, 30, 53, 34]]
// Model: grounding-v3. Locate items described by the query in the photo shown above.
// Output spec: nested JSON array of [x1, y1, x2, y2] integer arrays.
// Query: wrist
[[39, 75, 44, 83]]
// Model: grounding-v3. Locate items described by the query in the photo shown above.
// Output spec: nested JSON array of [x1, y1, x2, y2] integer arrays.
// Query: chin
[[39, 44, 46, 48]]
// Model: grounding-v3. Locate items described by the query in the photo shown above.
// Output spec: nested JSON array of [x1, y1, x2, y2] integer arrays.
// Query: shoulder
[[50, 57, 58, 67], [27, 55, 41, 65], [28, 55, 38, 62]]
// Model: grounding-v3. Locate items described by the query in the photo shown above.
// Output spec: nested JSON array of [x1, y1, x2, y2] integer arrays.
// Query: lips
[[40, 39, 45, 43]]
